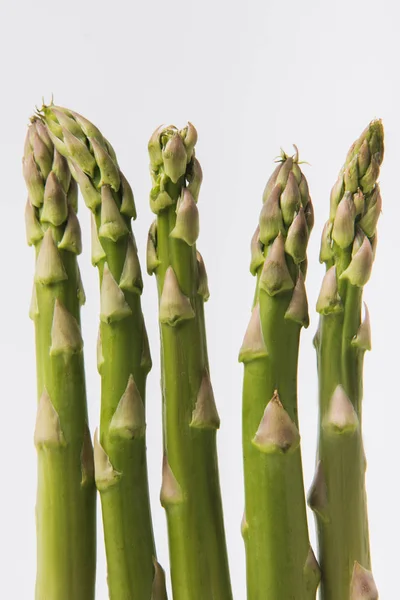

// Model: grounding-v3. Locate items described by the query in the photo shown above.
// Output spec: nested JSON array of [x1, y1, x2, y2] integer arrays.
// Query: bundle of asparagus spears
[[24, 103, 382, 599]]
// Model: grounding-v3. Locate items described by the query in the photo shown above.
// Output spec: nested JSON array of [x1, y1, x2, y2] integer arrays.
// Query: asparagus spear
[[240, 149, 319, 600], [40, 105, 167, 600], [23, 118, 96, 599], [147, 124, 232, 600], [310, 121, 383, 600]]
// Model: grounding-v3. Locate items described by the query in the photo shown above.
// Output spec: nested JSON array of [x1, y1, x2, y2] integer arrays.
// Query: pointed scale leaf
[[23, 152, 45, 207], [50, 299, 83, 355], [307, 460, 329, 523], [187, 156, 203, 202], [359, 185, 382, 238], [280, 171, 301, 226], [70, 161, 101, 211], [303, 547, 321, 594], [259, 233, 294, 296], [91, 213, 106, 266], [35, 228, 68, 285], [147, 220, 161, 275], [350, 562, 378, 600], [170, 189, 199, 245], [148, 124, 164, 167], [31, 127, 53, 178], [239, 303, 268, 363], [250, 226, 265, 275], [34, 389, 65, 448], [25, 199, 43, 246], [162, 133, 187, 183], [76, 265, 86, 306], [62, 128, 96, 176], [58, 207, 82, 254], [332, 192, 356, 248], [259, 184, 284, 246], [323, 384, 359, 434], [340, 237, 373, 287], [141, 324, 152, 374], [276, 156, 293, 188], [109, 375, 146, 439], [40, 171, 68, 227], [285, 271, 309, 328], [94, 429, 122, 491], [285, 207, 308, 264], [100, 263, 132, 323], [159, 266, 195, 326], [160, 455, 184, 507], [90, 137, 120, 191], [252, 391, 300, 454], [352, 304, 372, 351], [181, 121, 198, 161], [119, 235, 143, 294], [316, 266, 343, 315], [29, 284, 39, 320], [329, 175, 344, 221], [190, 371, 220, 429], [119, 171, 136, 219], [196, 250, 210, 301], [99, 185, 129, 242], [151, 559, 168, 600], [81, 423, 94, 486]]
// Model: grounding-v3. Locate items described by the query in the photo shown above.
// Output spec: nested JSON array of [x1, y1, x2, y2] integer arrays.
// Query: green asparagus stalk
[[309, 121, 383, 600], [40, 105, 167, 600], [147, 124, 232, 600], [240, 149, 319, 600], [23, 118, 96, 599]]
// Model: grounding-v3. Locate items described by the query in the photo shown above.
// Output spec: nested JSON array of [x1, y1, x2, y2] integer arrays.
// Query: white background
[[0, 0, 398, 597]]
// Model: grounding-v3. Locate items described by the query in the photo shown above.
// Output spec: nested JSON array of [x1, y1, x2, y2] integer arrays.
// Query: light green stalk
[[40, 105, 167, 600], [23, 118, 96, 599], [310, 121, 383, 600], [147, 124, 232, 600], [240, 149, 319, 600]]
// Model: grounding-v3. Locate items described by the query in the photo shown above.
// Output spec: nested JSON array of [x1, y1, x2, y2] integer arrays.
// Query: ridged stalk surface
[[240, 150, 320, 600], [40, 105, 167, 600], [147, 124, 232, 600], [309, 121, 383, 600], [23, 119, 96, 599]]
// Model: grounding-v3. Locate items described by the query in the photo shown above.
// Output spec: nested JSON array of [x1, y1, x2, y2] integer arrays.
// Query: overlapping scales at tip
[[148, 122, 202, 213], [252, 147, 312, 286], [321, 120, 384, 269], [38, 103, 136, 219]]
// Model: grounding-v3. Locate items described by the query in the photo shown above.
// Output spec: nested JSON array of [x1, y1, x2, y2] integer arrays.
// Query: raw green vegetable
[[310, 120, 383, 600], [240, 148, 319, 600], [40, 105, 167, 600], [24, 118, 96, 600], [147, 123, 232, 600]]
